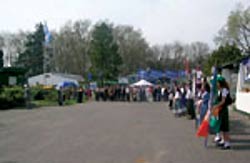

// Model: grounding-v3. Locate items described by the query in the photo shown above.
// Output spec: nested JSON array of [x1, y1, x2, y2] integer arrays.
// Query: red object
[[196, 119, 209, 137], [184, 58, 190, 74]]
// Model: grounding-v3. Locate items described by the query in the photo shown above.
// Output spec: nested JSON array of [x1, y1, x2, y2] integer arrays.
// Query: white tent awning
[[131, 79, 153, 87]]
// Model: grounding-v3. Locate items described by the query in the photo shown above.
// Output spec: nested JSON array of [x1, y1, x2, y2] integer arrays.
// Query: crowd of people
[[168, 74, 232, 150], [93, 85, 169, 102]]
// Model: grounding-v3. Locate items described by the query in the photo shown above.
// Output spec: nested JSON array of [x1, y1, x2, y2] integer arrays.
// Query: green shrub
[[31, 86, 58, 101], [31, 86, 45, 100], [64, 99, 77, 105], [44, 89, 58, 101], [0, 86, 25, 109]]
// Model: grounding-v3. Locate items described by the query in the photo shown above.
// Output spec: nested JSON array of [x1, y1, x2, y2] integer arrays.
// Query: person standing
[[168, 86, 175, 110], [199, 83, 210, 123], [195, 66, 203, 96], [174, 86, 181, 117], [163, 86, 169, 101], [146, 86, 152, 102], [121, 86, 126, 101], [58, 86, 64, 106], [104, 86, 108, 101], [24, 84, 32, 109], [157, 86, 162, 102], [125, 86, 130, 102], [212, 78, 232, 150], [139, 87, 143, 102], [116, 85, 121, 101], [77, 87, 84, 103], [186, 83, 195, 119], [153, 87, 157, 102], [86, 88, 92, 101], [180, 84, 187, 115], [161, 86, 165, 101]]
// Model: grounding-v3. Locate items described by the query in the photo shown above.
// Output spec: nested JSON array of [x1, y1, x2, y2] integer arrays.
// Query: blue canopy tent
[[149, 70, 164, 79], [137, 69, 149, 80], [56, 81, 79, 90]]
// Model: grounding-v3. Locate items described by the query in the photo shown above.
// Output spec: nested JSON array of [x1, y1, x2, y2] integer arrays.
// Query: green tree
[[16, 23, 45, 76], [89, 22, 122, 80], [215, 5, 250, 53], [204, 44, 242, 75]]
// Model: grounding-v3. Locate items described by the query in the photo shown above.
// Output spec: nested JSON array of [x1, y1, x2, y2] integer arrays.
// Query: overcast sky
[[1, 0, 250, 47]]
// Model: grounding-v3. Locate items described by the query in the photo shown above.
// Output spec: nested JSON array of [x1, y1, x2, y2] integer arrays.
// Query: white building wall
[[236, 63, 250, 114], [236, 92, 250, 114]]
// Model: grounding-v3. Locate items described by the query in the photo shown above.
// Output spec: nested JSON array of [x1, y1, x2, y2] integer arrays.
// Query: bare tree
[[0, 31, 27, 67], [53, 20, 91, 75], [113, 25, 151, 75]]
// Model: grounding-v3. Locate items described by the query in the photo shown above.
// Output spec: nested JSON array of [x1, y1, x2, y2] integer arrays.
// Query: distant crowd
[[93, 85, 169, 102]]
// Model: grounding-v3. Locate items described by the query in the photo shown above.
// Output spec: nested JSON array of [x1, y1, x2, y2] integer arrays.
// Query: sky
[[0, 0, 250, 47]]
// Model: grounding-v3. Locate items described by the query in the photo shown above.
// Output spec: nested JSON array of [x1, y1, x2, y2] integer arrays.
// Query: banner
[[165, 70, 186, 79], [242, 57, 250, 81], [137, 69, 186, 81]]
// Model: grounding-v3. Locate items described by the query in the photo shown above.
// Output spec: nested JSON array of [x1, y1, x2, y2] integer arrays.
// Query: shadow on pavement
[[230, 119, 250, 136], [232, 144, 250, 151], [231, 138, 250, 151], [230, 119, 250, 151]]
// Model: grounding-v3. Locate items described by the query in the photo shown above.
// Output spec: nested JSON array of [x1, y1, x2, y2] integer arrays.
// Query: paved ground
[[0, 102, 249, 163]]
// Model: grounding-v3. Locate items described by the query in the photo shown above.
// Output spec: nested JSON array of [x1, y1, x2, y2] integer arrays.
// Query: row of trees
[[0, 20, 211, 79], [0, 4, 249, 80]]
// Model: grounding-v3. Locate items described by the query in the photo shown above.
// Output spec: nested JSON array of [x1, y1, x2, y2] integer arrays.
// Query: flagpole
[[43, 21, 52, 73], [43, 42, 46, 73], [204, 66, 217, 148], [43, 22, 47, 73]]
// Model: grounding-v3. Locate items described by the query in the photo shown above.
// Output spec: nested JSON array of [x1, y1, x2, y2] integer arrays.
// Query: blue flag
[[43, 23, 52, 46]]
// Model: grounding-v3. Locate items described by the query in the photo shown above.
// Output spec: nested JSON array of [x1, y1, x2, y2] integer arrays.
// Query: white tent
[[131, 79, 153, 87]]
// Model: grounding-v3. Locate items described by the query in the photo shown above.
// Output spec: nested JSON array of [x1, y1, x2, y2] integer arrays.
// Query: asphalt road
[[0, 102, 249, 163]]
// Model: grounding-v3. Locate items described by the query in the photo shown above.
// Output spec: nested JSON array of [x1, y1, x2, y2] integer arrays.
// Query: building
[[0, 67, 26, 86], [235, 57, 250, 114], [221, 56, 250, 114], [28, 73, 84, 87]]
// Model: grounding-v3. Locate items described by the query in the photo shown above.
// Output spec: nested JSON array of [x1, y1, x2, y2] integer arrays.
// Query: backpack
[[218, 89, 233, 106], [226, 93, 233, 106]]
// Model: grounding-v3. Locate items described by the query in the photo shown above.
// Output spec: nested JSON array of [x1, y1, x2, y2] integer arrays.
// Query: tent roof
[[131, 79, 153, 87]]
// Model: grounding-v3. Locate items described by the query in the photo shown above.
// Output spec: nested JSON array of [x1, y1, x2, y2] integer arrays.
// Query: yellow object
[[43, 85, 54, 90]]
